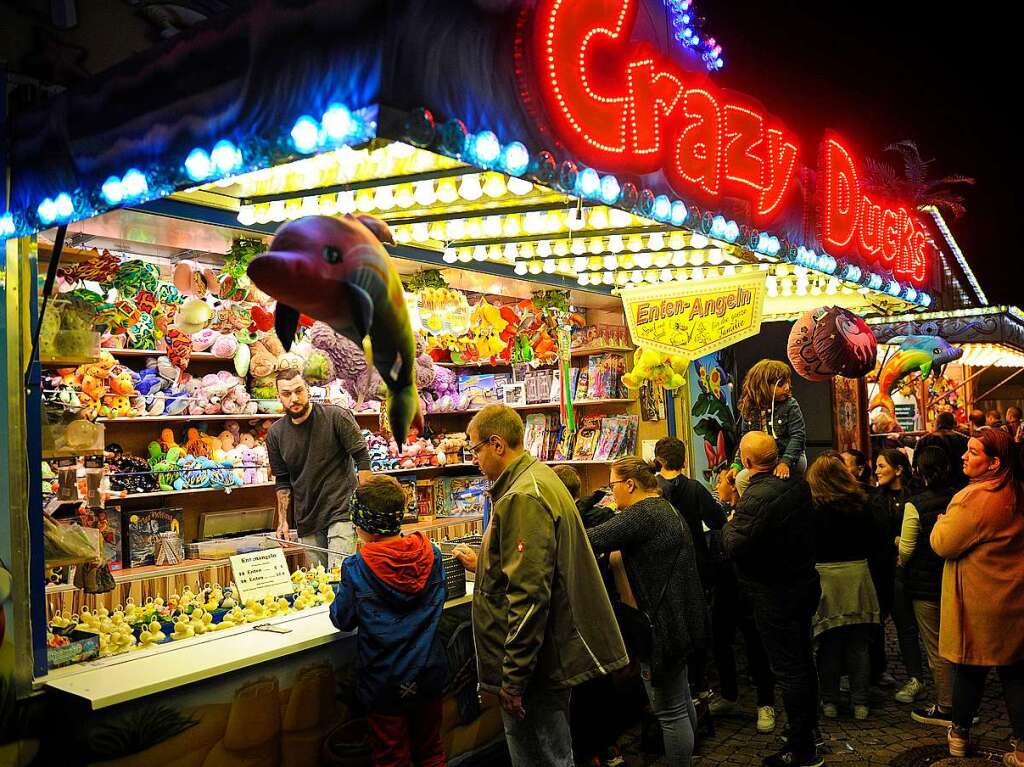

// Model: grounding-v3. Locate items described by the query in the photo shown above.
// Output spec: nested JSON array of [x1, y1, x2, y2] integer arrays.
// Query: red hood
[[360, 532, 435, 594]]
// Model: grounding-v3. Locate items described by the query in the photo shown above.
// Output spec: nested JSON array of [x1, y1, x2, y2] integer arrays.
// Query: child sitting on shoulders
[[330, 475, 449, 767], [731, 359, 807, 480]]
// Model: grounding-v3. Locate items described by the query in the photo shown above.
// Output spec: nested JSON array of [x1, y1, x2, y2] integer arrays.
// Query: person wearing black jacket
[[722, 431, 822, 767], [654, 437, 727, 708], [552, 464, 622, 767], [897, 447, 958, 727], [870, 449, 925, 703], [915, 412, 969, 489]]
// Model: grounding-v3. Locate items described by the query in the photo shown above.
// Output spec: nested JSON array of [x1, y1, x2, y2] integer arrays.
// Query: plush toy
[[251, 444, 270, 483], [868, 335, 963, 416], [211, 333, 238, 359], [303, 349, 335, 385], [183, 427, 210, 457], [237, 445, 260, 485], [248, 340, 277, 380]]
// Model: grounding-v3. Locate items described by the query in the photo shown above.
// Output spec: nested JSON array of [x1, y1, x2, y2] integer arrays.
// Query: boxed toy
[[443, 476, 490, 517], [416, 479, 436, 521], [123, 507, 184, 568], [395, 474, 419, 523], [458, 374, 498, 408], [72, 507, 122, 570]]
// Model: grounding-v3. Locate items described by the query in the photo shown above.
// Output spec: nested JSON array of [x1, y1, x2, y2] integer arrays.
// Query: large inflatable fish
[[247, 215, 422, 443], [868, 335, 963, 416]]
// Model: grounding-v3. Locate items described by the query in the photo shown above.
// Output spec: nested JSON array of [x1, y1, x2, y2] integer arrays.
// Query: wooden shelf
[[45, 555, 97, 567], [570, 346, 633, 357], [378, 463, 476, 475], [98, 413, 283, 424], [108, 482, 275, 501], [40, 357, 99, 368], [104, 349, 223, 361], [402, 515, 484, 534], [353, 399, 634, 419], [433, 348, 632, 369]]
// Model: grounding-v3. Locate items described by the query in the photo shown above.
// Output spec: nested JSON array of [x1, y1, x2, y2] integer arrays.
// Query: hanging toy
[[622, 347, 686, 392], [868, 335, 963, 416]]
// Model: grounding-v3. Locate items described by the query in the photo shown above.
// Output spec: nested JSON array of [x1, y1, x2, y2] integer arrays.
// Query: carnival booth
[[0, 0, 975, 765]]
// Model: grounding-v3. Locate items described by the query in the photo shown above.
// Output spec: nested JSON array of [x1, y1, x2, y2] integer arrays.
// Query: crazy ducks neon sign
[[528, 0, 933, 286]]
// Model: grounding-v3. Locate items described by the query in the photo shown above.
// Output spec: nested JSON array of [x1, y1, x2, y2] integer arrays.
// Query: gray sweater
[[587, 496, 707, 684], [266, 403, 371, 536]]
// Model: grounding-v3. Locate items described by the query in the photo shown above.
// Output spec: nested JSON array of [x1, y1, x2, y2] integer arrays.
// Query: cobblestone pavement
[[614, 625, 1014, 767]]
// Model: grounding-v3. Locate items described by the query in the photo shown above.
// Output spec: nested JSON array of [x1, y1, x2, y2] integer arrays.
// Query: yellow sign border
[[619, 274, 767, 361]]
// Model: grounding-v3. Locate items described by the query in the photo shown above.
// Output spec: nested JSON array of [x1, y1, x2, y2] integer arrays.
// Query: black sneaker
[[762, 747, 825, 767], [780, 725, 826, 749], [911, 704, 952, 727]]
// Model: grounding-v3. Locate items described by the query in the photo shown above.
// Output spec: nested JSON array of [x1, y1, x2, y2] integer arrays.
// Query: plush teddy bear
[[237, 445, 261, 485], [251, 444, 270, 483]]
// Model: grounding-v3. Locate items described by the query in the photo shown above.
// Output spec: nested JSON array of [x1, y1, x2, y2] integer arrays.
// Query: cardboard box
[[395, 474, 419, 523], [123, 508, 184, 568]]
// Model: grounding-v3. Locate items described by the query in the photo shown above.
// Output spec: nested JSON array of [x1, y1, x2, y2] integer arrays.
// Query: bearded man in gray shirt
[[266, 369, 372, 567]]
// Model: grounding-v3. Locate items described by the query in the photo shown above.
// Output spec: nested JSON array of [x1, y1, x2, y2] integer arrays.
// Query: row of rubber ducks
[[50, 567, 341, 659]]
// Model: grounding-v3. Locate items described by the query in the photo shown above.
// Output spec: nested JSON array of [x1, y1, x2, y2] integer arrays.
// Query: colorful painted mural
[[687, 351, 738, 488]]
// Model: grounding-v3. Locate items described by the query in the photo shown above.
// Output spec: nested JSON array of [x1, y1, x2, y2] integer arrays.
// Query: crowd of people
[[281, 355, 1024, 767]]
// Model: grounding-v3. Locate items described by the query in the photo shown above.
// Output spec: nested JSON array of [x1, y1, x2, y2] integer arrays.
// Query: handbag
[[612, 504, 689, 661]]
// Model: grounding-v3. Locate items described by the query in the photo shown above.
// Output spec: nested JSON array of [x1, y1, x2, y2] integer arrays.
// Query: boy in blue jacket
[[330, 475, 449, 767]]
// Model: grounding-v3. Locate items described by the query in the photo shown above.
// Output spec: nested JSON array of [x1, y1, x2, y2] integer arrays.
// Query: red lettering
[[820, 137, 859, 249], [759, 128, 798, 218], [857, 195, 882, 257], [881, 208, 899, 265], [531, 0, 798, 219], [671, 88, 722, 197], [723, 105, 763, 195]]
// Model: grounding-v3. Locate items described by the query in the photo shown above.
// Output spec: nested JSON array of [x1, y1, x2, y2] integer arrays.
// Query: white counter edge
[[41, 590, 474, 710]]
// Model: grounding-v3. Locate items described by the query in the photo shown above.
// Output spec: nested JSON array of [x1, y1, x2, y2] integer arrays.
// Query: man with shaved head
[[723, 432, 822, 767]]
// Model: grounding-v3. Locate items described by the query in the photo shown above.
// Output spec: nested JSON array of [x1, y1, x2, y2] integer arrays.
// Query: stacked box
[[71, 507, 122, 570], [395, 474, 419, 523]]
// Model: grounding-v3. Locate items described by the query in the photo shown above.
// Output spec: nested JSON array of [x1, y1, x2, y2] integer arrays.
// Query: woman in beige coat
[[931, 428, 1024, 765]]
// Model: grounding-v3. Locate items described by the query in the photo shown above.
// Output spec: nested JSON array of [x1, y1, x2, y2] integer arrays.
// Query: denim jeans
[[501, 685, 574, 767], [953, 661, 1024, 739], [640, 662, 697, 766], [300, 519, 356, 569], [892, 576, 923, 679], [816, 623, 872, 706], [751, 585, 820, 754]]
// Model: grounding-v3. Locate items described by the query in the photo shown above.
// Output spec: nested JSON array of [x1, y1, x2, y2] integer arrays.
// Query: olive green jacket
[[473, 454, 628, 695]]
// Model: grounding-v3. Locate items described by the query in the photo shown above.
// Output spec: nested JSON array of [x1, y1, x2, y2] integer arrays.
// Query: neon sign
[[819, 135, 931, 286], [528, 0, 933, 287], [531, 0, 798, 219]]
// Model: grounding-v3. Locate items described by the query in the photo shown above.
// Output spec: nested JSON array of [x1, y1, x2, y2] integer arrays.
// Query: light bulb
[[554, 240, 570, 256], [501, 142, 530, 176], [487, 245, 502, 261], [520, 243, 535, 260], [672, 251, 687, 267], [692, 267, 705, 281], [647, 232, 665, 251], [269, 200, 286, 221], [514, 262, 528, 275], [483, 174, 507, 198], [437, 179, 458, 204], [413, 181, 435, 207], [322, 103, 355, 140], [617, 272, 630, 286], [466, 219, 483, 238], [457, 248, 473, 263], [429, 223, 446, 241], [458, 175, 483, 201], [237, 205, 256, 226], [442, 248, 458, 263], [524, 212, 544, 234], [543, 259, 556, 273], [588, 256, 603, 271], [635, 252, 653, 269], [690, 233, 709, 249], [602, 271, 615, 285], [528, 259, 542, 275], [101, 177, 124, 205], [291, 116, 320, 154], [503, 243, 519, 260], [588, 237, 603, 254], [574, 257, 588, 272], [483, 216, 501, 237], [502, 216, 521, 237], [373, 187, 395, 211], [355, 190, 374, 212], [53, 193, 74, 219], [609, 209, 632, 227], [627, 235, 643, 252], [630, 270, 643, 283], [446, 219, 466, 240], [607, 234, 624, 252], [600, 175, 621, 204], [253, 203, 272, 224], [578, 273, 591, 285], [337, 190, 356, 213], [708, 249, 724, 265], [211, 141, 241, 175], [567, 209, 586, 231], [661, 268, 674, 282], [184, 149, 212, 182], [411, 222, 429, 241], [604, 255, 618, 271], [397, 186, 417, 209], [121, 169, 148, 198], [570, 239, 586, 255], [537, 240, 552, 257], [588, 207, 608, 229]]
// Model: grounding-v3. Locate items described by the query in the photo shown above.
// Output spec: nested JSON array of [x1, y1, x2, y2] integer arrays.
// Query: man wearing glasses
[[453, 404, 627, 767], [266, 368, 371, 568]]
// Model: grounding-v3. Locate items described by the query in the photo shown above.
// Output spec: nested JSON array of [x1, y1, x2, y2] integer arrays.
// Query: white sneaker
[[895, 677, 925, 703], [757, 705, 777, 732]]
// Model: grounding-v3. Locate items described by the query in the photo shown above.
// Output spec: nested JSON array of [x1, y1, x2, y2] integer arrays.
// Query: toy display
[[247, 214, 423, 443], [787, 306, 879, 381], [868, 335, 964, 416], [621, 348, 686, 392]]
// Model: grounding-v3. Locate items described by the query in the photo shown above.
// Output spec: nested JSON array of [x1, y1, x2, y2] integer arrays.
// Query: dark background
[[709, 0, 1019, 306]]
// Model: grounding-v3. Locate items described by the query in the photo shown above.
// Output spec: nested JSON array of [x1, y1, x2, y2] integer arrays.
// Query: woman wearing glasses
[[587, 457, 708, 766]]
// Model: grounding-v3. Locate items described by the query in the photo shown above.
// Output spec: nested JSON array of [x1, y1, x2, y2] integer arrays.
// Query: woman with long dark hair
[[932, 429, 1024, 763], [807, 452, 880, 720], [587, 457, 708, 766], [897, 446, 959, 727], [869, 448, 925, 700]]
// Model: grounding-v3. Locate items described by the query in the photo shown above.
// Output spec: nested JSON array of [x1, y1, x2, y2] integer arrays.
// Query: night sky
[[709, 0, 1018, 306]]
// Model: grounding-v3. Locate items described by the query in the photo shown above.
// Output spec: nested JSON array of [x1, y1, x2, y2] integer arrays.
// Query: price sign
[[230, 548, 293, 603]]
